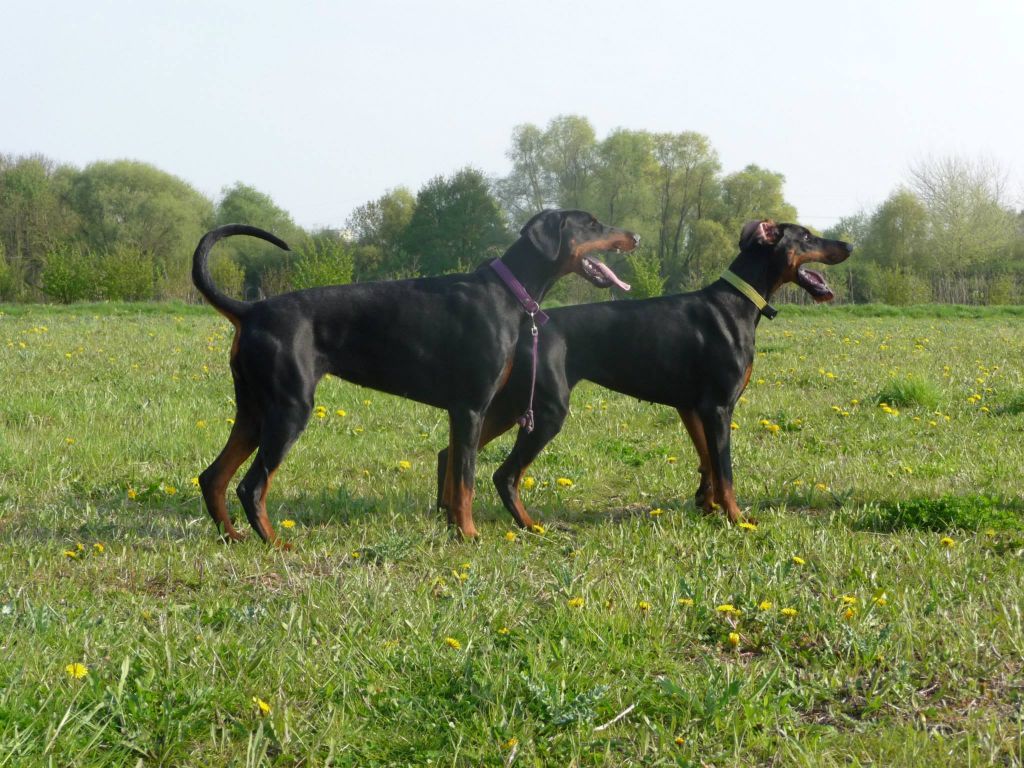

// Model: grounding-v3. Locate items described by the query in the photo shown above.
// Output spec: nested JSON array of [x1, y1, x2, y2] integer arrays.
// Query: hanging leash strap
[[720, 269, 778, 319], [489, 259, 548, 432]]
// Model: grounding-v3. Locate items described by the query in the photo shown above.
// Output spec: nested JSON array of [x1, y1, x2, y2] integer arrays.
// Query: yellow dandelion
[[758, 600, 773, 611], [444, 636, 462, 650], [191, 476, 200, 487], [674, 736, 686, 746], [637, 600, 651, 612], [398, 460, 412, 471], [65, 437, 76, 445], [649, 508, 664, 517], [531, 523, 546, 534], [497, 626, 510, 636], [65, 662, 88, 679], [666, 456, 677, 464], [504, 531, 517, 542], [196, 420, 207, 429], [63, 549, 79, 559], [556, 477, 573, 488], [503, 737, 518, 749], [728, 631, 740, 647], [781, 607, 798, 617], [252, 696, 271, 715], [738, 521, 757, 531], [730, 421, 739, 430], [567, 597, 585, 608], [163, 485, 177, 496], [362, 399, 372, 406], [873, 594, 888, 606], [280, 519, 296, 529], [716, 604, 740, 615], [351, 550, 361, 559], [522, 476, 536, 490], [93, 543, 105, 553], [335, 409, 346, 417], [843, 607, 857, 620], [841, 595, 858, 605], [677, 597, 694, 607], [127, 488, 137, 500], [940, 536, 955, 548], [791, 555, 806, 566]]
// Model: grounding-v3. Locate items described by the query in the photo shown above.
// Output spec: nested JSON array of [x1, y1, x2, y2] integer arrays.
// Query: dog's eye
[[801, 232, 810, 242]]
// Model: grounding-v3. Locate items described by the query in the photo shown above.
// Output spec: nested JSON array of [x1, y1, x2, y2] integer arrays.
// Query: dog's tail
[[191, 224, 290, 323]]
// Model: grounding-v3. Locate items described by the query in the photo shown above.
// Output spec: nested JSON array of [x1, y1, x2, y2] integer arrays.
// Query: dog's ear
[[520, 209, 566, 260], [739, 220, 781, 249]]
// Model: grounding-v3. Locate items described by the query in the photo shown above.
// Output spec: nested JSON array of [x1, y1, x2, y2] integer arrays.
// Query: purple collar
[[489, 259, 548, 325]]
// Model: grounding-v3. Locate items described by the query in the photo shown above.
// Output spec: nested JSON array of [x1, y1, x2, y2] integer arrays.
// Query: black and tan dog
[[192, 210, 638, 543], [437, 220, 852, 527]]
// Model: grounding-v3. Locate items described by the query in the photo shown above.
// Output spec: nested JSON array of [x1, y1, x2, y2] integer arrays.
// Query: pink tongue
[[593, 259, 631, 291]]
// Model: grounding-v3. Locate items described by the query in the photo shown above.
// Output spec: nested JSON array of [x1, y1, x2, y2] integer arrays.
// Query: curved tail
[[191, 224, 290, 323]]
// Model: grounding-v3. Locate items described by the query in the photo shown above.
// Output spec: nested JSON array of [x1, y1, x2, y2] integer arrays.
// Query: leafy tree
[[495, 123, 556, 221], [214, 182, 303, 291], [346, 187, 416, 280], [716, 165, 797, 234], [587, 129, 656, 226], [401, 168, 510, 276], [291, 229, 354, 289], [859, 189, 930, 271], [66, 160, 212, 298]]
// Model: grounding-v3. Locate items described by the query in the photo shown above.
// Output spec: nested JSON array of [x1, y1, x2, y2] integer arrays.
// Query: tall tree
[[67, 160, 213, 297], [716, 165, 798, 234], [402, 168, 510, 276], [346, 187, 416, 280]]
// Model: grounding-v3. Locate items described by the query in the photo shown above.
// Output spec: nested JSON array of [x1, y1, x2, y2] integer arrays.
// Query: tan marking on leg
[[252, 469, 278, 545], [679, 409, 715, 513], [509, 467, 537, 529], [450, 480, 479, 538], [202, 428, 256, 542]]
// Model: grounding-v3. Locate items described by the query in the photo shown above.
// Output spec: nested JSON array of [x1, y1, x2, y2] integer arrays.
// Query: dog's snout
[[632, 234, 641, 247], [844, 242, 854, 253]]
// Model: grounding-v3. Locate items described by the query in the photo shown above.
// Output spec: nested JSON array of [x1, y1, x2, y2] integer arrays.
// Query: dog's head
[[520, 209, 638, 291], [738, 219, 853, 302]]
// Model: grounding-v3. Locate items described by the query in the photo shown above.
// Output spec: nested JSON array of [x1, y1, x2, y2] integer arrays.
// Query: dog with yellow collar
[[436, 219, 853, 527]]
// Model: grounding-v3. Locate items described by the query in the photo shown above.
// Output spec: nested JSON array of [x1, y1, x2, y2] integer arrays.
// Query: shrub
[[208, 252, 245, 301], [626, 250, 665, 299], [96, 244, 156, 300], [292, 238, 354, 290], [41, 245, 94, 303]]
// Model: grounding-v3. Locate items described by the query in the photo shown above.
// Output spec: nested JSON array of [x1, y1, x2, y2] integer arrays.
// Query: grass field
[[1, 302, 1023, 766]]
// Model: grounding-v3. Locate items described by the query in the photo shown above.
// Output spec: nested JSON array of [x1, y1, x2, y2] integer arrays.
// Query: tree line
[[1, 116, 1022, 305]]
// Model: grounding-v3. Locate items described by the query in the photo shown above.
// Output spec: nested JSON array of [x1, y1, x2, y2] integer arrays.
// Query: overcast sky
[[5, 0, 1023, 232]]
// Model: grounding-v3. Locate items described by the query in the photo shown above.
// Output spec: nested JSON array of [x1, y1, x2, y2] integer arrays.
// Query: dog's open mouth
[[796, 266, 834, 302], [580, 255, 631, 291]]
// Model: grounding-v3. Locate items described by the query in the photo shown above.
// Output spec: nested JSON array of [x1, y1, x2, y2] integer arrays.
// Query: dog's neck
[[493, 239, 557, 303], [709, 249, 781, 327]]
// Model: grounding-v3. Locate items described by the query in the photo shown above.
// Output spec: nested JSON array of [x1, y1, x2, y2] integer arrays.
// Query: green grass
[[1, 302, 1023, 766]]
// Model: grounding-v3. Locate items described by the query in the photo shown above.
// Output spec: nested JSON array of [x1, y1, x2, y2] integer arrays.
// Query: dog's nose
[[845, 242, 854, 252]]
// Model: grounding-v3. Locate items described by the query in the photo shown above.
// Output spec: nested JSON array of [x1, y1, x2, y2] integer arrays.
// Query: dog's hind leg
[[199, 411, 259, 542]]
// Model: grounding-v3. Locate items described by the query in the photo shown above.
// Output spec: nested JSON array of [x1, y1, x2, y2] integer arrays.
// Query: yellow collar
[[720, 270, 778, 319]]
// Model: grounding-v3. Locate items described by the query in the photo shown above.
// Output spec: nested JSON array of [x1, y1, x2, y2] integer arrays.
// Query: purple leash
[[489, 259, 548, 433]]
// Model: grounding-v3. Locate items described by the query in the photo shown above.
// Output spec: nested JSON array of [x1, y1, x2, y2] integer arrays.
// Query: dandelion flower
[[674, 736, 686, 746], [127, 488, 137, 500], [728, 631, 740, 647], [65, 663, 88, 679], [531, 524, 546, 535], [738, 521, 757, 531], [666, 456, 677, 464], [791, 555, 806, 566], [567, 597, 585, 608], [677, 597, 694, 607], [872, 593, 888, 606], [556, 477, 573, 488], [163, 485, 177, 496], [280, 519, 296, 529], [444, 636, 462, 650], [843, 607, 857, 620], [398, 460, 412, 471], [252, 696, 271, 715], [504, 531, 517, 542], [841, 595, 858, 605], [637, 600, 651, 612], [649, 508, 664, 517], [196, 420, 207, 429], [335, 409, 346, 417], [730, 422, 739, 430], [521, 476, 536, 490], [497, 626, 510, 636], [781, 607, 798, 617], [503, 737, 518, 749], [940, 536, 955, 548], [716, 604, 740, 615], [758, 600, 773, 611], [93, 543, 105, 553], [63, 549, 79, 559]]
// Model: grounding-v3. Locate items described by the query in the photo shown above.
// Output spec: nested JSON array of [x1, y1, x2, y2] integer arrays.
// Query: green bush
[[292, 238, 354, 290], [208, 252, 245, 300], [987, 273, 1016, 305], [96, 244, 156, 301], [41, 245, 94, 303], [626, 250, 665, 299]]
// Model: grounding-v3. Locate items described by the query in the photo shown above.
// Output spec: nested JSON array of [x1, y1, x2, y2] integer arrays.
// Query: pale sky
[[5, 0, 1023, 232]]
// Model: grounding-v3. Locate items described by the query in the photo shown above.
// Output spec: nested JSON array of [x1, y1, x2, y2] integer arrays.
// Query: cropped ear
[[520, 209, 566, 261], [739, 220, 781, 249]]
